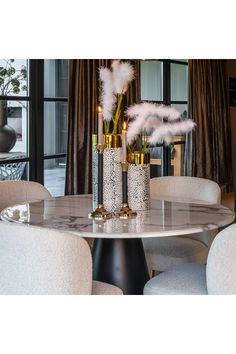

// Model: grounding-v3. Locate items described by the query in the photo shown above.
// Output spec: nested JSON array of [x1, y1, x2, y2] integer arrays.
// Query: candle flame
[[122, 121, 127, 130], [97, 105, 102, 113]]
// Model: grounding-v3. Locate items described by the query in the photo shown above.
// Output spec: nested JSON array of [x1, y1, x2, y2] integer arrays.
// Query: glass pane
[[0, 100, 29, 155], [44, 102, 68, 155], [171, 104, 188, 143], [171, 63, 188, 101], [44, 59, 69, 97], [141, 60, 163, 101], [171, 103, 188, 118], [150, 146, 163, 178], [0, 59, 28, 96], [170, 142, 185, 176], [44, 157, 66, 196]]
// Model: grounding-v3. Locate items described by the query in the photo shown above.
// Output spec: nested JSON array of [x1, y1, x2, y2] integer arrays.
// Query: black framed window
[[0, 59, 69, 196], [1, 58, 186, 191], [0, 59, 30, 180], [140, 59, 188, 177], [43, 60, 69, 196]]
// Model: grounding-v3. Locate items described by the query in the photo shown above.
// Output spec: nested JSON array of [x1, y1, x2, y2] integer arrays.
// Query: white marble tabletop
[[1, 195, 235, 239]]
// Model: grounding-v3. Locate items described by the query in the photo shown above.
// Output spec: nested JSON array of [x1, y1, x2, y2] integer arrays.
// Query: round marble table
[[1, 195, 235, 294]]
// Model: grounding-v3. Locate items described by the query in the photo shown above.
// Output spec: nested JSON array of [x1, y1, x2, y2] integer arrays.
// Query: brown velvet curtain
[[65, 59, 140, 195], [189, 59, 232, 192]]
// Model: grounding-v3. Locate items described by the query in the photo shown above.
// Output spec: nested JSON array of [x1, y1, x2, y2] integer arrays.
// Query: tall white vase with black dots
[[127, 152, 150, 211], [103, 134, 122, 212]]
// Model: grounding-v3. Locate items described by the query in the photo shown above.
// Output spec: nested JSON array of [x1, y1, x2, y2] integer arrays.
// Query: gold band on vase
[[103, 134, 122, 148], [127, 151, 150, 165]]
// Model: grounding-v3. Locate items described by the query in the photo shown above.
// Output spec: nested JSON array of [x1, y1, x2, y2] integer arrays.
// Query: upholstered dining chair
[[0, 222, 123, 295], [0, 180, 95, 251], [0, 180, 52, 212], [143, 176, 221, 275], [143, 223, 236, 295]]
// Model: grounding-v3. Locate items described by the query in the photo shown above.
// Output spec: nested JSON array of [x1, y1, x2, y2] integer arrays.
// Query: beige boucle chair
[[143, 176, 221, 274], [0, 222, 123, 295], [0, 180, 52, 211], [0, 180, 94, 252], [144, 223, 236, 295]]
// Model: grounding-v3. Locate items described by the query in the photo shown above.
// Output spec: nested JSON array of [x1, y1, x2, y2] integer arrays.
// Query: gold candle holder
[[89, 142, 112, 220], [89, 203, 113, 220], [116, 202, 138, 219], [116, 161, 137, 219]]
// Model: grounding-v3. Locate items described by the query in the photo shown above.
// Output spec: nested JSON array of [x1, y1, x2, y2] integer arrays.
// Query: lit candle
[[122, 121, 127, 163], [98, 105, 103, 145]]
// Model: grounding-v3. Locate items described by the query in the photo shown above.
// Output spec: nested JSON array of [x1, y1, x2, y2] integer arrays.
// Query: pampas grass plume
[[99, 67, 116, 121], [126, 102, 195, 145], [149, 120, 195, 145], [111, 60, 134, 94]]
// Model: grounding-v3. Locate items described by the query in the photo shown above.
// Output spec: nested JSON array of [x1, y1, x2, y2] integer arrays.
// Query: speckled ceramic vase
[[103, 134, 122, 212], [127, 152, 150, 211]]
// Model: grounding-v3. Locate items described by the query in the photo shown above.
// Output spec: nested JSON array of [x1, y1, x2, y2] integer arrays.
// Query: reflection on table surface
[[1, 194, 235, 239]]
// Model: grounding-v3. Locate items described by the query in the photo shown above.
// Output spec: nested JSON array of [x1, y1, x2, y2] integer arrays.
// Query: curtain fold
[[189, 59, 232, 192], [65, 59, 140, 195]]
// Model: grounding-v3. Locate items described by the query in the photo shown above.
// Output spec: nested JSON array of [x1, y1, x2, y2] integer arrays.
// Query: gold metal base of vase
[[116, 203, 137, 219], [88, 204, 113, 220]]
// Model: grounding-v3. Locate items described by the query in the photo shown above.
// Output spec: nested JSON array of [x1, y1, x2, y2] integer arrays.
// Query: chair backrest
[[206, 223, 236, 295], [150, 176, 221, 204], [0, 180, 52, 211], [0, 222, 93, 294]]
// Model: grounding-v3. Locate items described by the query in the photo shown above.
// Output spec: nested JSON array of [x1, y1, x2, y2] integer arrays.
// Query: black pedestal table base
[[92, 238, 150, 295]]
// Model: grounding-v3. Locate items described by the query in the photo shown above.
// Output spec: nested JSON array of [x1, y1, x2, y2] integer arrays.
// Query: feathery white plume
[[127, 102, 181, 121], [127, 116, 144, 144], [149, 120, 195, 145], [143, 116, 162, 133], [127, 115, 162, 144], [126, 102, 195, 145], [111, 60, 134, 94], [152, 104, 181, 121], [126, 103, 155, 143], [99, 67, 116, 121]]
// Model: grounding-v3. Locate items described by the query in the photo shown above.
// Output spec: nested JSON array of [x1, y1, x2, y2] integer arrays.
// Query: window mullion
[[162, 60, 171, 176], [29, 59, 44, 183]]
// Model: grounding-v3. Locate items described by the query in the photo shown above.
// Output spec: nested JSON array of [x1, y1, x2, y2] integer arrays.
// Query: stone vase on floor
[[103, 134, 122, 212], [127, 151, 150, 211]]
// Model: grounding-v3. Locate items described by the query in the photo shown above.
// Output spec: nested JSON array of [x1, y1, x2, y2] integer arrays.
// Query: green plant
[[127, 131, 149, 154], [0, 59, 27, 95]]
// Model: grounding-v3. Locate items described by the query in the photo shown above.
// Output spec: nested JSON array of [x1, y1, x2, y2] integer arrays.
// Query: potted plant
[[0, 59, 27, 152], [126, 102, 195, 210], [98, 60, 134, 212]]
